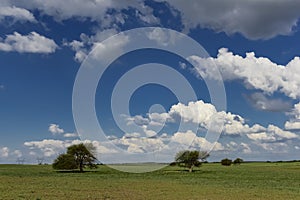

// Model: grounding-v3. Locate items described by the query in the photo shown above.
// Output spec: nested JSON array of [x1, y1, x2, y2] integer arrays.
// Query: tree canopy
[[53, 143, 97, 172], [175, 150, 209, 172]]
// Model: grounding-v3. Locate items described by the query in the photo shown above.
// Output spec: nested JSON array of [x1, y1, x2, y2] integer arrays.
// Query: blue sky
[[0, 0, 300, 164]]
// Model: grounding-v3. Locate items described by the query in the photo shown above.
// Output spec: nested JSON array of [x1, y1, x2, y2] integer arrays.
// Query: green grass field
[[0, 162, 300, 200]]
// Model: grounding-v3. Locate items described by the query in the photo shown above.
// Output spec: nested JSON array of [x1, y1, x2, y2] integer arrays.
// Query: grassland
[[0, 162, 300, 200]]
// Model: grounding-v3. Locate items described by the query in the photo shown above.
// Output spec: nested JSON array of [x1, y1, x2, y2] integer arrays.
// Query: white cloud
[[169, 101, 217, 126], [256, 142, 288, 152], [247, 132, 277, 143], [13, 150, 22, 158], [268, 124, 298, 139], [126, 115, 150, 126], [0, 84, 4, 90], [24, 139, 117, 158], [247, 124, 298, 143], [125, 100, 270, 137], [5, 1, 300, 41], [64, 39, 85, 61], [161, 100, 266, 136], [63, 133, 78, 138], [171, 130, 224, 151], [147, 27, 178, 47], [63, 28, 121, 62], [285, 102, 300, 130], [14, 0, 144, 21], [0, 32, 58, 53], [9, 1, 300, 40], [113, 135, 165, 153], [0, 147, 9, 157], [24, 139, 65, 156], [285, 121, 300, 130], [159, 0, 300, 39], [90, 32, 129, 63], [0, 6, 36, 22], [48, 124, 64, 135], [240, 143, 252, 154], [124, 132, 141, 138], [189, 48, 300, 99], [6, 1, 158, 61]]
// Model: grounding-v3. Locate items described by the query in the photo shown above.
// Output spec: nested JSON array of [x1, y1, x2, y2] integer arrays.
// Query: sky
[[0, 0, 300, 165]]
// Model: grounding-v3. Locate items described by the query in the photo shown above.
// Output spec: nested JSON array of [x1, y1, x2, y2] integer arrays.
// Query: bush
[[221, 158, 232, 166]]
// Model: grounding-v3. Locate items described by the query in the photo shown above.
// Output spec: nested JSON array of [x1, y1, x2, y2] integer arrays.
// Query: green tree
[[233, 158, 243, 165], [53, 153, 77, 170], [52, 143, 97, 172], [221, 158, 232, 166], [175, 150, 209, 172]]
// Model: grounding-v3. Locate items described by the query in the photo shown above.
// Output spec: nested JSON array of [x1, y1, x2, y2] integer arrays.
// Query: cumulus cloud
[[189, 48, 300, 99], [13, 0, 158, 24], [0, 147, 9, 157], [255, 142, 288, 152], [48, 124, 64, 135], [245, 92, 293, 112], [170, 130, 224, 151], [0, 6, 36, 23], [159, 0, 300, 39], [24, 139, 117, 158], [247, 124, 298, 143], [160, 100, 266, 136], [7, 1, 300, 40], [0, 32, 58, 53], [285, 121, 300, 130], [12, 0, 299, 62], [285, 102, 300, 130], [116, 136, 165, 153], [125, 100, 270, 137]]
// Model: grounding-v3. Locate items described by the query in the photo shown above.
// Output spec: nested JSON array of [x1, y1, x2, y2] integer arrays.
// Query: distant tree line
[[221, 158, 244, 166]]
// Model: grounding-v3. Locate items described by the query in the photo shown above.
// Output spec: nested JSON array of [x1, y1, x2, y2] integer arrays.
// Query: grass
[[0, 162, 300, 199]]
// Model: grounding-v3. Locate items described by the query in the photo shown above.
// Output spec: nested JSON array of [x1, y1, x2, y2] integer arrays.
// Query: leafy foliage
[[175, 150, 209, 172], [52, 143, 97, 172], [221, 158, 232, 166], [53, 154, 77, 170], [233, 158, 244, 165]]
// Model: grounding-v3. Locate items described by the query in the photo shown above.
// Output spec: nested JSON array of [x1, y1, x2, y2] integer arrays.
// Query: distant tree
[[175, 150, 209, 172], [233, 158, 243, 165], [221, 158, 232, 166], [52, 143, 97, 172]]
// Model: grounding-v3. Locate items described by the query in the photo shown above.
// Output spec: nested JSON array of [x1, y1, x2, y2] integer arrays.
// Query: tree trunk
[[79, 162, 83, 172], [189, 165, 194, 173]]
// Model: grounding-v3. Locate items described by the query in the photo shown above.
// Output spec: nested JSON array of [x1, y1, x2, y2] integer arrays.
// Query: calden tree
[[175, 150, 209, 172], [53, 143, 97, 172]]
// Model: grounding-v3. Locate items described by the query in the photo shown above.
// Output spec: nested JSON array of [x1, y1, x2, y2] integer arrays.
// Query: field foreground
[[0, 162, 300, 200]]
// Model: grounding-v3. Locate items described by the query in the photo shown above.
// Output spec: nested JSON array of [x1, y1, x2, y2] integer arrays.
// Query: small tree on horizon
[[52, 143, 97, 172], [233, 158, 243, 165], [221, 158, 232, 166], [175, 150, 209, 172]]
